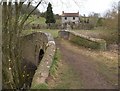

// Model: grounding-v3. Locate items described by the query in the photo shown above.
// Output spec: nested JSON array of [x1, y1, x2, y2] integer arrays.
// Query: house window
[[73, 17, 75, 20], [65, 17, 67, 20], [73, 22, 75, 24], [87, 19, 89, 23]]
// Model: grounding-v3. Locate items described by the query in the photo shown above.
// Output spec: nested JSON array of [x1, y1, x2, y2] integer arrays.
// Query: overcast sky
[[37, 0, 119, 16]]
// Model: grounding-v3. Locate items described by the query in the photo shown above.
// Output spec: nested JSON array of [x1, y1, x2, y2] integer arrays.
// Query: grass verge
[[49, 48, 61, 78], [31, 83, 48, 89]]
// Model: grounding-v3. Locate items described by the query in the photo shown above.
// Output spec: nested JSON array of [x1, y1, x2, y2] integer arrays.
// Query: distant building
[[61, 11, 90, 29], [61, 11, 80, 25]]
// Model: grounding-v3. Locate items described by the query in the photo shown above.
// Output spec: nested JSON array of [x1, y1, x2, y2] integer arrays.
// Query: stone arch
[[38, 49, 44, 64]]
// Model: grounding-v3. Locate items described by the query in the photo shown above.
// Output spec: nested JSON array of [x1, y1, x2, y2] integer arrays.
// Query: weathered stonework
[[31, 41, 55, 88], [22, 32, 48, 66], [21, 32, 56, 89], [58, 30, 106, 51]]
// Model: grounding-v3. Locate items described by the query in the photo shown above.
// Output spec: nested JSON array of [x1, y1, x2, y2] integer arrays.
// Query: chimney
[[62, 11, 64, 14], [78, 11, 79, 16]]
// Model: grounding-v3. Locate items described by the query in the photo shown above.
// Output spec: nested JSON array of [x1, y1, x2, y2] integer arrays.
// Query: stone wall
[[58, 30, 106, 51]]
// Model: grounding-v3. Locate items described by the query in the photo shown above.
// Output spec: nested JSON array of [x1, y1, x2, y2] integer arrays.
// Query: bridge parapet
[[58, 30, 106, 51]]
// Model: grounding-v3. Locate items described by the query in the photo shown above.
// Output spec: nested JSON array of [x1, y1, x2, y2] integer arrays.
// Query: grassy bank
[[49, 48, 61, 78]]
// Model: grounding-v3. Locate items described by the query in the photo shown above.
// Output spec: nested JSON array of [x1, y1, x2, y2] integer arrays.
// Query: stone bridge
[[22, 32, 48, 66], [21, 32, 56, 88]]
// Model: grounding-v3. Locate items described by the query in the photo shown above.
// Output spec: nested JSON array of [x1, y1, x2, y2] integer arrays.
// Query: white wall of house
[[61, 16, 79, 24]]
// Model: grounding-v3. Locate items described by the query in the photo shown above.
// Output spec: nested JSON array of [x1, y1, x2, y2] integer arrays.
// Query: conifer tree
[[45, 2, 56, 27]]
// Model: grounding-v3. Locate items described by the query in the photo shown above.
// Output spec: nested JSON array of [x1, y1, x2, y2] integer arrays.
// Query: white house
[[61, 11, 80, 25]]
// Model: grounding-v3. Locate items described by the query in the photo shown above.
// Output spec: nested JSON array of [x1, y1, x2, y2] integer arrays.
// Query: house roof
[[61, 11, 79, 17]]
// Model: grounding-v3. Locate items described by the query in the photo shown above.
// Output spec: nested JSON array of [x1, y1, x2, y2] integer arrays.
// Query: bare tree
[[2, 0, 43, 89], [103, 2, 118, 30]]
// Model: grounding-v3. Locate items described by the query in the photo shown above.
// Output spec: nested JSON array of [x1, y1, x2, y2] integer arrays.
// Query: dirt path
[[48, 38, 117, 89]]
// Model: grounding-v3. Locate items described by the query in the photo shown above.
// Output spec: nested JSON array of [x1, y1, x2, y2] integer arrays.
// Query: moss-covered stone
[[59, 30, 106, 51]]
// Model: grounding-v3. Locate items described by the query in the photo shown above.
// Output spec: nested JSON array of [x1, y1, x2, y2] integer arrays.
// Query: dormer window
[[65, 17, 67, 20], [73, 17, 75, 20]]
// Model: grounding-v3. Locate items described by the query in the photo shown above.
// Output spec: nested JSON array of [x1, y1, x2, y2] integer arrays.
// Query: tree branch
[[20, 0, 43, 28]]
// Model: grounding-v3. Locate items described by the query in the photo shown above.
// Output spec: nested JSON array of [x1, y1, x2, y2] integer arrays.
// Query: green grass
[[39, 29, 59, 38], [50, 48, 60, 77], [53, 62, 84, 89], [22, 29, 59, 38], [49, 63, 84, 89], [31, 83, 48, 89]]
